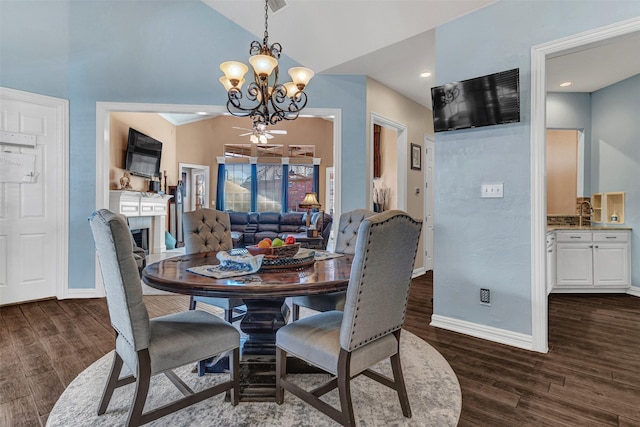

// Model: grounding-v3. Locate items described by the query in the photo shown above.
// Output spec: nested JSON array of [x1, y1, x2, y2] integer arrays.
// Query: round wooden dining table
[[142, 251, 353, 401]]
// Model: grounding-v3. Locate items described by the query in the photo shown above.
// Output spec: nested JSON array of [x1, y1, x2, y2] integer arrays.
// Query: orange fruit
[[257, 240, 271, 248]]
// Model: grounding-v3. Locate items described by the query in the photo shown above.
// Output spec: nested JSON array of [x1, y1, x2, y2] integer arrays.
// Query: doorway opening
[[179, 163, 210, 212], [370, 113, 407, 212], [530, 17, 640, 353], [96, 103, 342, 295]]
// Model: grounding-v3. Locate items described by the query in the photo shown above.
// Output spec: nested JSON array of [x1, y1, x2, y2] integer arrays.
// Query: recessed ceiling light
[[559, 81, 573, 87], [420, 71, 432, 78]]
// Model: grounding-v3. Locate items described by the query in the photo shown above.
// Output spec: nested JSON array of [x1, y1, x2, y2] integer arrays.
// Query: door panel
[[0, 94, 61, 304]]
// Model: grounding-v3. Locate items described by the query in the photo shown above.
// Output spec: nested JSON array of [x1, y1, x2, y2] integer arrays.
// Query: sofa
[[228, 211, 332, 249]]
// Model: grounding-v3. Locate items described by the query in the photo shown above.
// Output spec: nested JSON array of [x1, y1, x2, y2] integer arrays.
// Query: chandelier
[[219, 0, 314, 129]]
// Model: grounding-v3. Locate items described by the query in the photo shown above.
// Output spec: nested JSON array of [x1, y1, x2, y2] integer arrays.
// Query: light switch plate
[[481, 183, 504, 198]]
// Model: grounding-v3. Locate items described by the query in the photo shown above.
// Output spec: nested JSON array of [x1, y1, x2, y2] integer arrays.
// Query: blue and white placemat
[[187, 251, 264, 279]]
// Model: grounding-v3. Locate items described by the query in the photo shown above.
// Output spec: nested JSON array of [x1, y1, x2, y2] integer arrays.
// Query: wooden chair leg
[[390, 330, 411, 418], [230, 347, 240, 406], [126, 350, 152, 427], [390, 352, 412, 418], [97, 351, 124, 415], [224, 309, 233, 323], [337, 350, 355, 427], [275, 347, 287, 404], [189, 296, 196, 310], [291, 303, 300, 322]]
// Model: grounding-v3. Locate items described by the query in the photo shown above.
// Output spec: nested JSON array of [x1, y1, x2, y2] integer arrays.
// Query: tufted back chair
[[182, 208, 245, 328], [275, 210, 423, 425], [334, 209, 376, 255], [183, 208, 233, 254], [290, 208, 375, 322]]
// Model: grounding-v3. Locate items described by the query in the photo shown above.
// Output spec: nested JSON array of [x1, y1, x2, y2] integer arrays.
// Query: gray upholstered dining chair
[[89, 209, 240, 427], [275, 210, 422, 426], [290, 208, 375, 321], [183, 208, 246, 323]]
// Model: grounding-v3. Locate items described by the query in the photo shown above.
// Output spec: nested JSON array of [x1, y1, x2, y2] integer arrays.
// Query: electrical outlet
[[480, 288, 491, 305], [481, 183, 504, 198]]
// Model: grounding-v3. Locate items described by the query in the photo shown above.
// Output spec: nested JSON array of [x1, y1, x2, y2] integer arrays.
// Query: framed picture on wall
[[410, 143, 421, 171]]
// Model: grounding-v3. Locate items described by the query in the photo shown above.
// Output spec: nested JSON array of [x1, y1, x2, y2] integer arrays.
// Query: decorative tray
[[259, 249, 316, 270]]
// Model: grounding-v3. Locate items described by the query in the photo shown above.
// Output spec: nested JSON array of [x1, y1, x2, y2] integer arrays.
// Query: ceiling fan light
[[288, 67, 314, 90], [250, 134, 259, 144], [259, 134, 268, 144], [220, 61, 249, 86], [249, 54, 278, 78]]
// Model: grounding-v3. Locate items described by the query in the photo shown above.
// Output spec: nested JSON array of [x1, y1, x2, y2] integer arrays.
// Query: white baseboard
[[627, 286, 640, 298], [430, 314, 534, 351], [61, 287, 103, 299], [412, 267, 427, 278]]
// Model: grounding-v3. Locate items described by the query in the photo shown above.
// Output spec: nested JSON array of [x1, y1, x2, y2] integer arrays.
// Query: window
[[256, 163, 282, 212], [224, 163, 252, 212], [288, 145, 315, 158], [256, 144, 283, 158], [287, 165, 314, 212], [220, 153, 318, 213], [224, 144, 252, 158]]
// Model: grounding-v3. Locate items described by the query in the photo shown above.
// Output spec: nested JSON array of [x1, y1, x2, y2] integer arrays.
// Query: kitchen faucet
[[579, 200, 591, 227]]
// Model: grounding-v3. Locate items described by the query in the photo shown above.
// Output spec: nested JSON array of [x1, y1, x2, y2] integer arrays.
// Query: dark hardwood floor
[[1, 272, 639, 426]]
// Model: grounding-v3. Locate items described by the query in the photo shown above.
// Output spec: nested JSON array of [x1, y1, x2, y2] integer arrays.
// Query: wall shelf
[[605, 192, 625, 224], [591, 193, 602, 223]]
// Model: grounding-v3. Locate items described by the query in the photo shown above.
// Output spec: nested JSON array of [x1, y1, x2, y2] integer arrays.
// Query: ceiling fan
[[233, 124, 287, 144]]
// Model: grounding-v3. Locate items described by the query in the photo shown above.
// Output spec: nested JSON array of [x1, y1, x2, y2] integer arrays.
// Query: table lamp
[[299, 192, 321, 231]]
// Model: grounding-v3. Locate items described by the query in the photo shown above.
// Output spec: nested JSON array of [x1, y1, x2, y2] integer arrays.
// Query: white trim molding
[[431, 314, 534, 351], [627, 286, 640, 298], [530, 16, 640, 353]]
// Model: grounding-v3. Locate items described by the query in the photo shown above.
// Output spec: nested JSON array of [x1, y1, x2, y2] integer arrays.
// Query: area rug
[[47, 331, 460, 426]]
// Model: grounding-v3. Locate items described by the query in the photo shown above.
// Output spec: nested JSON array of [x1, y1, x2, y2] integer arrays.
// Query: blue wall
[[592, 74, 640, 286], [0, 0, 367, 289], [546, 92, 592, 195], [434, 1, 640, 335]]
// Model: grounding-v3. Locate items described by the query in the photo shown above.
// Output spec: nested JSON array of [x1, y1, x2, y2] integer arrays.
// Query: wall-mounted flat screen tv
[[125, 128, 162, 179], [431, 68, 520, 132]]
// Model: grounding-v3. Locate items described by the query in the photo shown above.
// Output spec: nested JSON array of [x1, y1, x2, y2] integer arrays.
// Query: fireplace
[[109, 191, 173, 255], [130, 228, 149, 254]]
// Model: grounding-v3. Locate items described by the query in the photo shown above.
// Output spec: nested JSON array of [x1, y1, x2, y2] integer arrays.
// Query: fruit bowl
[[246, 243, 301, 259]]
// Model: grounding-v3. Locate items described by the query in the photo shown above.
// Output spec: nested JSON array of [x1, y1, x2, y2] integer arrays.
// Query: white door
[[424, 137, 434, 271], [0, 88, 68, 305]]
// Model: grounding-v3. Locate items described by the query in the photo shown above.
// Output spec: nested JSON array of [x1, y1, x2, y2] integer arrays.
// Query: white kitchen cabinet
[[593, 231, 630, 287], [556, 231, 593, 288], [553, 230, 630, 293]]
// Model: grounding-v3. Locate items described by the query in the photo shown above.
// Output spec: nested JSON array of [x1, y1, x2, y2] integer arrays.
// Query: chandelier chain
[[263, 0, 269, 47]]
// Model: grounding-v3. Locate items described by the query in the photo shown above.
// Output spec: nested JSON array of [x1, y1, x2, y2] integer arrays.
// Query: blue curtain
[[281, 164, 289, 212], [250, 163, 257, 212], [216, 163, 225, 211], [312, 164, 320, 199]]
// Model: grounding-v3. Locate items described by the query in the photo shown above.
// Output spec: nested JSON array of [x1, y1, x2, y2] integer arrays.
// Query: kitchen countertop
[[547, 225, 632, 231]]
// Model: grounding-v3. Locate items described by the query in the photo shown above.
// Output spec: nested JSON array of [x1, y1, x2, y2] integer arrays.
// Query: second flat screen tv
[[431, 68, 520, 133]]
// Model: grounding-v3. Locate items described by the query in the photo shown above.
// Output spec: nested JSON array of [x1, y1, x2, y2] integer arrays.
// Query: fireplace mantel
[[109, 191, 173, 254]]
